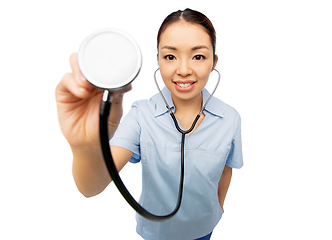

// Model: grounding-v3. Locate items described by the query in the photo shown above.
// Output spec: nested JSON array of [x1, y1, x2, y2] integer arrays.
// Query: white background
[[1, 0, 331, 239]]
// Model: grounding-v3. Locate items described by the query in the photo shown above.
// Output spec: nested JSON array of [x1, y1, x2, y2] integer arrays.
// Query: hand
[[56, 53, 131, 149]]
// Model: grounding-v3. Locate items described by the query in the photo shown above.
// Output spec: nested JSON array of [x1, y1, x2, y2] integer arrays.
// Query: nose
[[176, 59, 192, 77]]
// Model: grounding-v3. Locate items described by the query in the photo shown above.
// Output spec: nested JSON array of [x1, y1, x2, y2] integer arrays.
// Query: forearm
[[72, 146, 111, 198], [218, 165, 232, 210]]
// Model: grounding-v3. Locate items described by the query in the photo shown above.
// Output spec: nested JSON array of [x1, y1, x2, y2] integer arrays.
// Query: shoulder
[[207, 95, 241, 122], [131, 92, 157, 108], [129, 92, 161, 115], [222, 100, 241, 120]]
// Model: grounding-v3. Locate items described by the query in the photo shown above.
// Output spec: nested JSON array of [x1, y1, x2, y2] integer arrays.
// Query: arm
[[71, 146, 134, 198], [218, 165, 232, 212], [56, 53, 133, 198]]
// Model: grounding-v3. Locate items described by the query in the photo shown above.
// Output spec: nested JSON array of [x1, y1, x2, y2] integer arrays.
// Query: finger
[[69, 53, 93, 90], [118, 84, 132, 94], [56, 72, 90, 101], [109, 92, 124, 121], [107, 95, 124, 137]]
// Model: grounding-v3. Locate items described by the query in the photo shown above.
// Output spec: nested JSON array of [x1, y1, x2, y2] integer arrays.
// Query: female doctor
[[56, 8, 243, 240]]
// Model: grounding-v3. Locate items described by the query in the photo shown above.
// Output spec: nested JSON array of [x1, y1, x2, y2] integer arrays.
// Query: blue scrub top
[[110, 87, 243, 240]]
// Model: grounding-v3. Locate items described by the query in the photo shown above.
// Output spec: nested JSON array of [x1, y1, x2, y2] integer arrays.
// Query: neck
[[172, 92, 203, 121]]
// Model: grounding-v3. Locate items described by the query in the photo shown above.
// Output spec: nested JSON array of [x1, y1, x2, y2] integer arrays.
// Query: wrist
[[71, 144, 103, 161]]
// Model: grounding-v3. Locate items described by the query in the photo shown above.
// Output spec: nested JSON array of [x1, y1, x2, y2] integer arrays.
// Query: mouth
[[172, 80, 196, 91]]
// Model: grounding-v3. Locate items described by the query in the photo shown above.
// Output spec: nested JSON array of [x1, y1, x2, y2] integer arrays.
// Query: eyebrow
[[191, 45, 209, 51], [161, 45, 177, 50], [161, 45, 209, 51]]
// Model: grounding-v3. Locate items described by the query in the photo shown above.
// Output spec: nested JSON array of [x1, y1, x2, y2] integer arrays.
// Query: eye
[[193, 55, 206, 61], [164, 55, 176, 61]]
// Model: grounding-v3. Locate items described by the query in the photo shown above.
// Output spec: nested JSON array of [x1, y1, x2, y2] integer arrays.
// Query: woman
[[56, 8, 243, 240]]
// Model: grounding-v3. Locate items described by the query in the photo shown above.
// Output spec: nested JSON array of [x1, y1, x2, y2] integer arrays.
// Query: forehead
[[159, 21, 212, 50]]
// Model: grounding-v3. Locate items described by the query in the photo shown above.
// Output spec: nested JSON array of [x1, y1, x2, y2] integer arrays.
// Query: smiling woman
[[56, 8, 243, 240], [110, 9, 242, 240]]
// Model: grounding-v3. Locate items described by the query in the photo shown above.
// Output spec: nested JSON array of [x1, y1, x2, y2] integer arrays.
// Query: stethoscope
[[78, 28, 220, 222]]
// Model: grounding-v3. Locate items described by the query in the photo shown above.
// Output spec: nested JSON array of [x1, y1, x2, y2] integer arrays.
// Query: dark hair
[[157, 8, 217, 62]]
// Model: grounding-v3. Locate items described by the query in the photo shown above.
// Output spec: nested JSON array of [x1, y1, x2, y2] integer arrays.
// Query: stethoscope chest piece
[[78, 28, 142, 91]]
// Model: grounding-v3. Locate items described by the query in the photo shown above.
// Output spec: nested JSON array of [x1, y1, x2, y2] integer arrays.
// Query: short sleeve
[[226, 116, 243, 169], [109, 102, 141, 163]]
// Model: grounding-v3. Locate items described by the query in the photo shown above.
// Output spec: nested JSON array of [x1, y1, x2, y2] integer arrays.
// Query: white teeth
[[176, 83, 192, 88]]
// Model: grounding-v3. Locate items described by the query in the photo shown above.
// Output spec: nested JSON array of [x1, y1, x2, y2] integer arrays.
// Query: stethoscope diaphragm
[[78, 28, 142, 91]]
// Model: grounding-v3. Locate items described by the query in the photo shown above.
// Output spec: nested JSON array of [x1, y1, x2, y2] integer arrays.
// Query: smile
[[173, 81, 196, 91]]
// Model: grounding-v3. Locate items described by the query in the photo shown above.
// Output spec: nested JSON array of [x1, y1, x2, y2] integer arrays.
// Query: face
[[158, 21, 218, 103]]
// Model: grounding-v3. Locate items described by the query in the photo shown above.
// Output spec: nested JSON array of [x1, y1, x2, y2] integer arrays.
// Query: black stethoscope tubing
[[100, 94, 195, 222], [99, 68, 220, 222]]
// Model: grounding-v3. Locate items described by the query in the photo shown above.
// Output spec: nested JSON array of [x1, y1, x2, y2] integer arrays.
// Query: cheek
[[159, 64, 173, 83], [194, 59, 214, 78], [196, 66, 212, 81]]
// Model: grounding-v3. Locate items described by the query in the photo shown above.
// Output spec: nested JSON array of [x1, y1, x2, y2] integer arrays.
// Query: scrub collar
[[154, 87, 225, 118]]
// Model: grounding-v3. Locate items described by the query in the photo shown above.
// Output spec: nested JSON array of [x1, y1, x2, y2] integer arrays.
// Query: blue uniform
[[110, 87, 243, 240]]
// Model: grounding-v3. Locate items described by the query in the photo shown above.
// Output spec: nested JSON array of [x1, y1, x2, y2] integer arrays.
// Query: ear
[[212, 55, 219, 70]]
